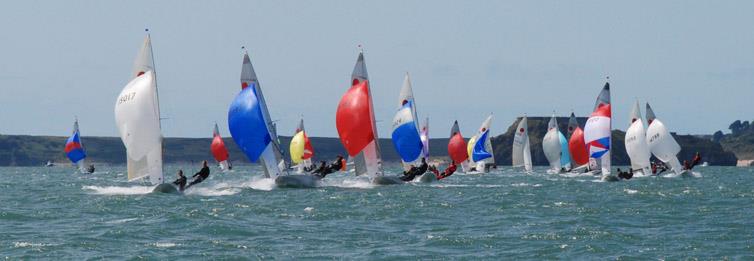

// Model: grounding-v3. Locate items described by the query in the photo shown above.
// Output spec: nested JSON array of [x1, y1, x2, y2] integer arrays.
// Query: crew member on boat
[[617, 168, 633, 180], [400, 158, 428, 181], [186, 161, 211, 188], [172, 170, 187, 191], [430, 161, 457, 180]]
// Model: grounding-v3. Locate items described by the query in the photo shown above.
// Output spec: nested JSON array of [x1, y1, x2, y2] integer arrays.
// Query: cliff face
[[0, 117, 738, 166]]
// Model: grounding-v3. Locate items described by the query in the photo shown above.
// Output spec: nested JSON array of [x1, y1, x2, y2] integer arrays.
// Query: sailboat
[[567, 112, 590, 173], [542, 114, 563, 173], [390, 73, 423, 170], [64, 118, 90, 173], [211, 123, 231, 171], [467, 115, 495, 173], [645, 103, 689, 177], [336, 51, 397, 184], [584, 82, 613, 180], [624, 101, 652, 176], [511, 116, 532, 172], [228, 48, 286, 181], [114, 31, 173, 193], [289, 118, 314, 174], [448, 120, 469, 172]]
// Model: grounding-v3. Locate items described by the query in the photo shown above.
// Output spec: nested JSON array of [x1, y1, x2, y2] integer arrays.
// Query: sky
[[1, 0, 753, 138]]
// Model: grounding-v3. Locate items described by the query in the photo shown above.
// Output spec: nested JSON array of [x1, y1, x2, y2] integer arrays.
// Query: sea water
[[1, 165, 753, 259]]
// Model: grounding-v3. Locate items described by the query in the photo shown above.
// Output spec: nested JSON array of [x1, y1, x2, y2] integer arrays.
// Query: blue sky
[[1, 1, 752, 138]]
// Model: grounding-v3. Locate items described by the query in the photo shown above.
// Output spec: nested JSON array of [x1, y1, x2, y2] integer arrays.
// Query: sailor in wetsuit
[[400, 158, 429, 181], [328, 155, 345, 172], [430, 161, 457, 180], [172, 170, 187, 191], [617, 168, 633, 180], [186, 161, 211, 189]]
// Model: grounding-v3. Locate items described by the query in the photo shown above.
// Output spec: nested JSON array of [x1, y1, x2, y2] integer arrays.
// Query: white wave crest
[[83, 185, 152, 195]]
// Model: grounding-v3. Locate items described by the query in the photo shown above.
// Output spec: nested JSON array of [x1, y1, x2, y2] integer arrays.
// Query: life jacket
[[340, 158, 347, 171]]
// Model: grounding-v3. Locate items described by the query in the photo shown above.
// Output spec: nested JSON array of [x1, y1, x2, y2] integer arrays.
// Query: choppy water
[[1, 165, 753, 259]]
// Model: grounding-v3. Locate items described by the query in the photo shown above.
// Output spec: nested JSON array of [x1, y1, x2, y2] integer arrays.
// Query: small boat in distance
[[64, 118, 92, 173], [584, 82, 612, 180], [211, 122, 231, 171], [512, 116, 532, 172], [646, 103, 692, 177], [289, 118, 314, 174], [447, 120, 469, 173], [468, 115, 495, 174], [624, 101, 652, 177]]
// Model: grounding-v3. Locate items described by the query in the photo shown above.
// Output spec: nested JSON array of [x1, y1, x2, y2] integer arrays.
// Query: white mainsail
[[114, 33, 163, 184], [624, 101, 651, 175], [511, 116, 532, 172], [645, 103, 683, 175], [542, 114, 562, 172]]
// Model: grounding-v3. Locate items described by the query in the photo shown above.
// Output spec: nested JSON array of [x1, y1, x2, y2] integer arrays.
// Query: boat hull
[[417, 172, 437, 183], [371, 176, 404, 185], [275, 174, 320, 188], [152, 183, 180, 194]]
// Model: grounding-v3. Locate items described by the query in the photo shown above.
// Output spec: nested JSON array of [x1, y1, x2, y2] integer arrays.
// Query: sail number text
[[118, 92, 136, 105]]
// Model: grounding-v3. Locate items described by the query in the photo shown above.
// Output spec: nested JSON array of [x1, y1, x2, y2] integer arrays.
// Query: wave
[[83, 185, 152, 195], [321, 178, 375, 189]]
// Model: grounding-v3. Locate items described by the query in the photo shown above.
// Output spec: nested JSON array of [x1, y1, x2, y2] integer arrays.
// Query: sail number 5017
[[118, 92, 136, 105]]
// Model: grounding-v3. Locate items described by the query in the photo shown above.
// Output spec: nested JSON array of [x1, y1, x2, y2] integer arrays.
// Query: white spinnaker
[[115, 71, 163, 184], [647, 118, 683, 175], [512, 116, 533, 171], [625, 101, 651, 173], [542, 115, 561, 171]]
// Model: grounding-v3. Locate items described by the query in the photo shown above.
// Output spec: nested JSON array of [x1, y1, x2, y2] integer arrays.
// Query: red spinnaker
[[568, 127, 589, 166], [211, 135, 229, 162], [448, 133, 468, 164], [303, 133, 314, 160], [336, 80, 375, 156]]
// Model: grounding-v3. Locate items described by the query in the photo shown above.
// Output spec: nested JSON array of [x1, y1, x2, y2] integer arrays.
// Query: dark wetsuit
[[173, 176, 187, 191], [618, 171, 633, 180], [329, 159, 343, 173], [187, 166, 210, 187], [400, 162, 428, 181]]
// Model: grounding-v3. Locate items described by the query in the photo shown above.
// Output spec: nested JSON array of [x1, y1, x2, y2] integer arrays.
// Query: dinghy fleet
[[67, 31, 700, 193]]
